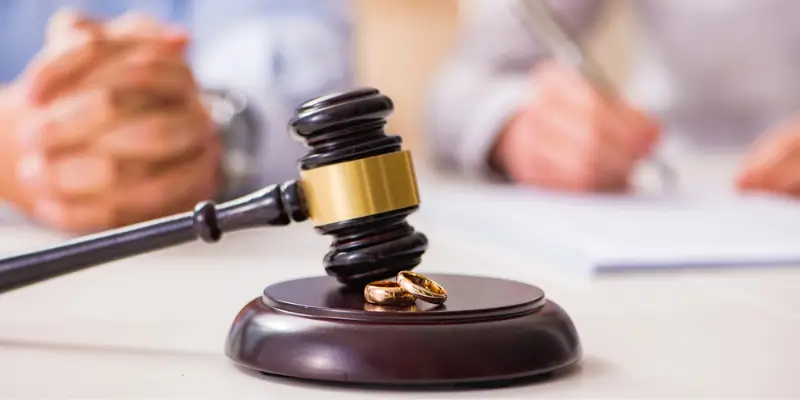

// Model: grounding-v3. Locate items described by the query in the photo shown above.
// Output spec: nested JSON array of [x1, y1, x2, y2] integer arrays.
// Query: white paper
[[417, 170, 800, 275]]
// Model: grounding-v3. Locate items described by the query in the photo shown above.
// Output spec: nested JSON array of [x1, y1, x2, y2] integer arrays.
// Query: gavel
[[0, 87, 428, 293]]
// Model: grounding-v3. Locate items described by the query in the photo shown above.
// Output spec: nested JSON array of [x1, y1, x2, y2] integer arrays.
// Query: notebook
[[416, 175, 800, 275]]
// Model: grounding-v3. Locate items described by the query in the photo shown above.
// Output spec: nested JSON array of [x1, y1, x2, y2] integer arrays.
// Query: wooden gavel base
[[224, 274, 582, 387]]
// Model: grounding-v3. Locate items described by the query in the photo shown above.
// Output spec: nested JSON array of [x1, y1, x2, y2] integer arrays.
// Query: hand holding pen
[[490, 60, 661, 192], [489, 0, 675, 192]]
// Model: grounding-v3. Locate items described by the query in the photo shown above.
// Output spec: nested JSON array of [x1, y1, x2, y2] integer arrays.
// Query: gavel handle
[[0, 182, 306, 294]]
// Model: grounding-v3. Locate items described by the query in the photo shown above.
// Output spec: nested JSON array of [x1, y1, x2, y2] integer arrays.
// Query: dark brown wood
[[0, 87, 427, 294], [290, 87, 428, 287], [224, 273, 582, 386], [0, 182, 307, 294]]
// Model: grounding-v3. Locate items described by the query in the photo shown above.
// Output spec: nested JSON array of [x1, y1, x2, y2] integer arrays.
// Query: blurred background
[[355, 0, 634, 156], [8, 0, 797, 233]]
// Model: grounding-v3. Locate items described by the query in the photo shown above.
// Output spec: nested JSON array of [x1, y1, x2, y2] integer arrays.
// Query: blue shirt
[[0, 0, 355, 187]]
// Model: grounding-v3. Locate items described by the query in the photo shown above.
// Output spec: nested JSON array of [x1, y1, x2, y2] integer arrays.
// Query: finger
[[768, 133, 800, 194], [31, 197, 116, 233], [534, 65, 629, 164], [736, 132, 795, 190], [74, 40, 197, 110], [114, 144, 220, 223], [535, 60, 606, 112], [20, 89, 117, 153], [527, 145, 629, 193], [527, 107, 617, 190], [15, 153, 47, 195], [27, 36, 184, 105], [25, 27, 104, 105], [120, 37, 188, 64], [509, 100, 598, 191], [50, 154, 117, 199], [537, 60, 659, 160], [16, 151, 117, 199], [45, 8, 101, 46], [591, 105, 659, 172], [46, 8, 83, 44], [532, 91, 635, 185], [105, 11, 163, 36], [771, 157, 800, 196], [739, 135, 800, 194], [544, 73, 655, 160], [104, 11, 189, 44], [506, 111, 610, 192], [90, 56, 198, 104], [95, 111, 214, 162], [520, 127, 590, 191], [604, 103, 660, 158], [26, 147, 215, 232]]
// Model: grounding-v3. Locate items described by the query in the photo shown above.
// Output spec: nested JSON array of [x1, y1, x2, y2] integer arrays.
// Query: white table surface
[[1, 163, 799, 399]]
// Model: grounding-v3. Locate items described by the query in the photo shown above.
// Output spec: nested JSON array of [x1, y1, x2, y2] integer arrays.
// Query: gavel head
[[288, 87, 428, 288]]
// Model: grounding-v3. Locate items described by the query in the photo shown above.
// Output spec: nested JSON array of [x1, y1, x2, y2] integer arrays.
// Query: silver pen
[[512, 0, 677, 190]]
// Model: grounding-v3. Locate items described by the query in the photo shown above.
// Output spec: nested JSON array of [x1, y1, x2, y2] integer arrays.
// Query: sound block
[[224, 273, 581, 386]]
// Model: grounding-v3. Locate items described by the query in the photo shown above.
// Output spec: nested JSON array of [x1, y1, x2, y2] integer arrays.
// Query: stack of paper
[[417, 176, 800, 275]]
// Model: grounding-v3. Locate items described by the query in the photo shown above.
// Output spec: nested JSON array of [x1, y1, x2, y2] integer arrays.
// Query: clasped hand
[[12, 11, 220, 232]]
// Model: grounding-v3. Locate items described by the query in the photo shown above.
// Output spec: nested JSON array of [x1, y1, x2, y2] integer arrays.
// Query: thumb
[[736, 129, 796, 190], [46, 8, 100, 46]]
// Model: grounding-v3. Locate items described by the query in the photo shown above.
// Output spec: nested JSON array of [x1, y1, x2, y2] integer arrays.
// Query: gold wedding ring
[[397, 271, 448, 305], [364, 280, 417, 306], [363, 272, 448, 308]]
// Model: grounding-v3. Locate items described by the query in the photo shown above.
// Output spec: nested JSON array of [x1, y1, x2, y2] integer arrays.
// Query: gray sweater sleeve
[[423, 0, 607, 178]]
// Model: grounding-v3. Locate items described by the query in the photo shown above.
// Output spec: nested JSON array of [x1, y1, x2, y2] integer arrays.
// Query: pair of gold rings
[[364, 271, 447, 307]]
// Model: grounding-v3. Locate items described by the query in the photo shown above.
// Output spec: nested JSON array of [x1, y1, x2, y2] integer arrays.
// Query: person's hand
[[490, 61, 660, 192], [11, 11, 221, 233], [736, 117, 800, 197]]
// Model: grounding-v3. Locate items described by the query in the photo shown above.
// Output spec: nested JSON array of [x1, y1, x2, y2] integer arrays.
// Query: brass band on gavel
[[299, 150, 421, 227]]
